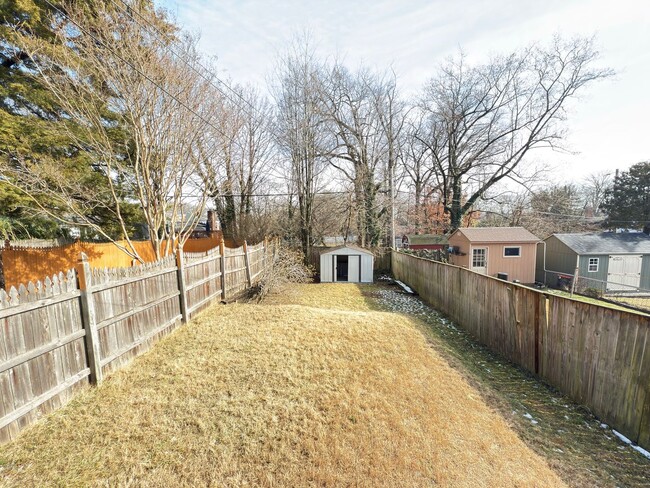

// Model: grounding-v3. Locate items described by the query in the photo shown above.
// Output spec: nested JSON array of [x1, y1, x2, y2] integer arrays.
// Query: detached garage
[[540, 232, 650, 292], [319, 245, 374, 283]]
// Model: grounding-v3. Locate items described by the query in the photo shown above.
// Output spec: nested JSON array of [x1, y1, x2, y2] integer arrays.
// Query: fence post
[[220, 239, 227, 301], [243, 240, 252, 287], [263, 236, 268, 270], [175, 250, 189, 323], [570, 267, 579, 297], [76, 253, 103, 384]]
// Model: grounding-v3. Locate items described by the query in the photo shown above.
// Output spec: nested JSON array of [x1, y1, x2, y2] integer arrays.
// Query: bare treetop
[[418, 36, 614, 231]]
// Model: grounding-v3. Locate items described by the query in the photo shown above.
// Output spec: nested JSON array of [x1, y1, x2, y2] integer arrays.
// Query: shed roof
[[551, 232, 650, 255], [319, 244, 374, 256], [452, 227, 539, 243], [407, 234, 448, 245]]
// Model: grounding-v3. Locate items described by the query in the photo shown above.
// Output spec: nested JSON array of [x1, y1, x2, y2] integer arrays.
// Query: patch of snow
[[394, 280, 414, 294], [523, 413, 538, 424], [613, 430, 630, 444], [632, 445, 650, 459], [600, 423, 608, 429], [612, 430, 650, 459]]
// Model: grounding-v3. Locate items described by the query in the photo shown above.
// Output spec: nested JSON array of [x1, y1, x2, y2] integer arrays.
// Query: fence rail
[[543, 268, 650, 313], [0, 240, 271, 444], [392, 250, 650, 451]]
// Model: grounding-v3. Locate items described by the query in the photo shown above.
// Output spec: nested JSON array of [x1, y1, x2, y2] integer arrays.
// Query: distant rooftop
[[407, 234, 448, 245], [552, 232, 650, 254], [453, 227, 539, 243], [319, 244, 374, 255]]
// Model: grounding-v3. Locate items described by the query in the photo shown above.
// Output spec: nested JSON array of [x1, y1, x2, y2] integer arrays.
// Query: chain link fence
[[541, 269, 650, 313]]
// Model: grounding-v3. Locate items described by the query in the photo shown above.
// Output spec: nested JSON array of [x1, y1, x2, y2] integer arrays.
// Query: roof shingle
[[552, 233, 650, 254], [453, 227, 539, 243]]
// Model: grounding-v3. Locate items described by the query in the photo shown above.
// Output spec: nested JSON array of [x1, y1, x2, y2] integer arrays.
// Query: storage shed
[[448, 227, 539, 283], [319, 245, 374, 283], [540, 232, 650, 291]]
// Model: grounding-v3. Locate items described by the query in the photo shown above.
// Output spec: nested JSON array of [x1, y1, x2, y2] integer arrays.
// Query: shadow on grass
[[357, 280, 650, 488]]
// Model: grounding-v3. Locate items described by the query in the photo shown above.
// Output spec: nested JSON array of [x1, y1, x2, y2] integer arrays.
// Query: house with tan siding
[[448, 227, 539, 283]]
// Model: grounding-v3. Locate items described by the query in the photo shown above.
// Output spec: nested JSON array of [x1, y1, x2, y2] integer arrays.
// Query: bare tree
[[402, 111, 439, 231], [320, 65, 405, 246], [271, 36, 328, 259], [479, 182, 603, 237], [580, 170, 612, 216], [209, 85, 274, 240], [418, 36, 613, 231], [2, 1, 218, 260], [374, 70, 407, 247]]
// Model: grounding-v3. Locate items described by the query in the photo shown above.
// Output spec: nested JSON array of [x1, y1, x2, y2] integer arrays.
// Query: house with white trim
[[448, 227, 540, 283], [539, 232, 650, 292]]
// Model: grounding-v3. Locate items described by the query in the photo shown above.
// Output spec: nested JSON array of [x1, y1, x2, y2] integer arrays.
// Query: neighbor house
[[448, 227, 539, 282], [319, 245, 374, 283], [539, 232, 650, 291]]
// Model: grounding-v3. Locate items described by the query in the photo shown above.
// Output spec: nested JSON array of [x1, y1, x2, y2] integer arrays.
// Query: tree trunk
[[449, 179, 463, 231]]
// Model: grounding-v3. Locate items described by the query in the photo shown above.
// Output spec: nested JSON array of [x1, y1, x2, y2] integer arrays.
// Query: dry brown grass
[[0, 283, 565, 487]]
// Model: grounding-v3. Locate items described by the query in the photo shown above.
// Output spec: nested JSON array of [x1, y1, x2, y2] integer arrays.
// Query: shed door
[[471, 248, 487, 275], [348, 255, 360, 282], [607, 255, 642, 291]]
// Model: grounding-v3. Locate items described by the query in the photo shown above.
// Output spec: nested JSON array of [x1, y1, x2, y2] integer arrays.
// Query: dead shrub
[[249, 244, 313, 301]]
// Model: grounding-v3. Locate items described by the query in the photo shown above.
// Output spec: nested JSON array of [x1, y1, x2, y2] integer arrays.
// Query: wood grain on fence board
[[391, 251, 650, 450], [0, 240, 268, 444], [0, 272, 89, 443]]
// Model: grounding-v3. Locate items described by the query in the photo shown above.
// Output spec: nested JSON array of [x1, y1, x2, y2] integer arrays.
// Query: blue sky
[[156, 0, 650, 180]]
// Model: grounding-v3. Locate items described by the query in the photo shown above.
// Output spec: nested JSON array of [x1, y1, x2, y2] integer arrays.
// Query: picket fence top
[[0, 269, 77, 309], [86, 254, 176, 286], [183, 246, 222, 260]]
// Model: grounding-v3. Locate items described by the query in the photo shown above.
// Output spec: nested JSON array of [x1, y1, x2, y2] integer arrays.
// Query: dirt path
[[0, 283, 568, 487]]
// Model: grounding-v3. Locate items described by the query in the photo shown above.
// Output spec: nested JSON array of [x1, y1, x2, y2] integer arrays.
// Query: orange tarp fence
[[1, 236, 227, 290]]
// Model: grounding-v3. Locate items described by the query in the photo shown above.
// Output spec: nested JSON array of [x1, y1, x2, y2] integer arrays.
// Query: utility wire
[[43, 0, 229, 141], [111, 0, 263, 121]]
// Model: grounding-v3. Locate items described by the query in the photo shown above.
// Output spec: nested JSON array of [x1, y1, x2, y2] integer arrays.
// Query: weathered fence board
[[184, 247, 223, 318], [0, 271, 89, 443], [0, 239, 269, 444], [392, 250, 650, 450], [224, 246, 248, 297]]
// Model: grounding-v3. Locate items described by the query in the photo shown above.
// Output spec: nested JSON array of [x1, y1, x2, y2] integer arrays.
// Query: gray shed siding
[[641, 256, 650, 289], [543, 236, 578, 274], [578, 254, 609, 283]]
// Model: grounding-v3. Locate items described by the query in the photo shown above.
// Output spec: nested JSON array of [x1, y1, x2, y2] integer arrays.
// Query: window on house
[[588, 258, 599, 272], [472, 248, 486, 268], [504, 246, 521, 257]]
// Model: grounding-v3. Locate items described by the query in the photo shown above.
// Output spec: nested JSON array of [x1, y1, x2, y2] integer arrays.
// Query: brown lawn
[[0, 283, 564, 487]]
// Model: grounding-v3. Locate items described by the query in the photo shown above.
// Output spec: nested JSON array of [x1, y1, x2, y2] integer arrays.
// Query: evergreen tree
[[601, 162, 650, 231], [0, 1, 143, 239]]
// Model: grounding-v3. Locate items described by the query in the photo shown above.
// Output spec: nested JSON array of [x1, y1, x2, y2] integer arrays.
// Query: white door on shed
[[348, 255, 360, 282], [471, 248, 487, 275], [607, 255, 642, 291]]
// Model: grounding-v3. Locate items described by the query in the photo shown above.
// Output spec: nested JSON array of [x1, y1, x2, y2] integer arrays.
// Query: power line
[[111, 0, 263, 121], [42, 0, 229, 141]]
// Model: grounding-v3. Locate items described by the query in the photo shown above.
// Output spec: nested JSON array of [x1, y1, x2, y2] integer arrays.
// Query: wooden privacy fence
[[0, 235, 228, 290], [392, 251, 650, 450], [0, 240, 270, 443]]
